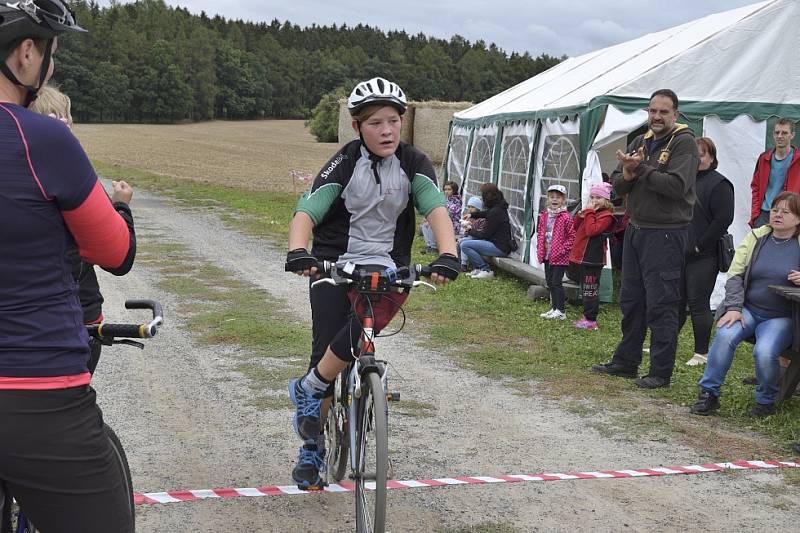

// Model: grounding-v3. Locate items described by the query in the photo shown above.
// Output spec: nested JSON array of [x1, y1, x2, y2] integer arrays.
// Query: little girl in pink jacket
[[536, 185, 576, 319]]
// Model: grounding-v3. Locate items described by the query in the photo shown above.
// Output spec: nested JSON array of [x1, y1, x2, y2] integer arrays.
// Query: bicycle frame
[[347, 297, 387, 473], [310, 262, 433, 532]]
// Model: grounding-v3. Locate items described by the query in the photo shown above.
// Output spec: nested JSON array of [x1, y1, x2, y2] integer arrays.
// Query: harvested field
[[74, 121, 337, 193]]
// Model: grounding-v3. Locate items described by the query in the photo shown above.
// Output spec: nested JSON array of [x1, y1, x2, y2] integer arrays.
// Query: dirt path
[[92, 189, 799, 532]]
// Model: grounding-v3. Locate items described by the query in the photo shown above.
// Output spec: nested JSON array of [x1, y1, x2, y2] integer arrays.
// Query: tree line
[[55, 0, 563, 123]]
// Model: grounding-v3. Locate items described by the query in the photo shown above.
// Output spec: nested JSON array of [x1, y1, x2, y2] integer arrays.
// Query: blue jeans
[[420, 221, 436, 248], [459, 239, 504, 271], [699, 306, 792, 405]]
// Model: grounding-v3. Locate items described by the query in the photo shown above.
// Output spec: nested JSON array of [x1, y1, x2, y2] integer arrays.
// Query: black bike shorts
[[0, 386, 134, 533]]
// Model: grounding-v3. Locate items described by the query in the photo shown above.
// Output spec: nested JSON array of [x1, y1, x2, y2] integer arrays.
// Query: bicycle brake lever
[[116, 339, 145, 349], [412, 280, 437, 291], [310, 277, 349, 289]]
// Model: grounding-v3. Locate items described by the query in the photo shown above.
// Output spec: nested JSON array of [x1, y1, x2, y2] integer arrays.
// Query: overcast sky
[[98, 0, 761, 57]]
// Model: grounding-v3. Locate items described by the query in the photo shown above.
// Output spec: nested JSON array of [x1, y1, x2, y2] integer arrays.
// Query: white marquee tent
[[444, 0, 800, 289]]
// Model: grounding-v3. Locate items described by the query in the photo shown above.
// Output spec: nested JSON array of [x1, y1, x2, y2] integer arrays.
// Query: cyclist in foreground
[[30, 84, 138, 374], [0, 2, 136, 531], [285, 77, 459, 489]]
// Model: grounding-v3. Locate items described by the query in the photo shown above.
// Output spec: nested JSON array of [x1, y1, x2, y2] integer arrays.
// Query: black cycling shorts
[[0, 386, 134, 533]]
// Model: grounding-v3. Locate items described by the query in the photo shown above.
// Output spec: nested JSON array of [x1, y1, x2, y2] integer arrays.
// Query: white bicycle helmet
[[347, 77, 407, 117]]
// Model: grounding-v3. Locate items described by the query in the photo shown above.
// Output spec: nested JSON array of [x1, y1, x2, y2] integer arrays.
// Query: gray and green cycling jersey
[[297, 140, 444, 269]]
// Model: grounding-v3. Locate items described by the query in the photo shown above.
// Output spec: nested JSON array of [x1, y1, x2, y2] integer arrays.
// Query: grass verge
[[100, 161, 800, 458]]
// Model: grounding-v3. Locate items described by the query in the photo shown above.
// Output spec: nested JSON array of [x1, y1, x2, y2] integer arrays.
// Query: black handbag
[[716, 233, 735, 273]]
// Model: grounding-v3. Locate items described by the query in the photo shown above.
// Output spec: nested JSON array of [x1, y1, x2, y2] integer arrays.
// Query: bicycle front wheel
[[354, 372, 388, 533], [326, 369, 350, 482], [105, 424, 135, 526]]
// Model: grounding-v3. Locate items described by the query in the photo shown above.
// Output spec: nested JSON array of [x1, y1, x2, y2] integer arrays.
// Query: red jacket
[[750, 146, 800, 227], [569, 208, 615, 266], [536, 210, 575, 266]]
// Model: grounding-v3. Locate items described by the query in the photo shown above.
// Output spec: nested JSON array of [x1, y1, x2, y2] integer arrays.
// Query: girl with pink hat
[[568, 182, 615, 330]]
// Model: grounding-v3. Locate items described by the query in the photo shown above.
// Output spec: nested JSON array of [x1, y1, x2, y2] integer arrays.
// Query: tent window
[[498, 134, 529, 252], [463, 134, 496, 206], [447, 133, 470, 185], [538, 133, 581, 212]]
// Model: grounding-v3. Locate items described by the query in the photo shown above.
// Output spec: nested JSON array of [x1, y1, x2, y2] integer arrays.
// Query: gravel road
[[92, 189, 799, 532]]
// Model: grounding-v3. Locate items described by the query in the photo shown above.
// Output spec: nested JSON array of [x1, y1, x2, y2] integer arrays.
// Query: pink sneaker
[[572, 317, 589, 328], [577, 320, 599, 331]]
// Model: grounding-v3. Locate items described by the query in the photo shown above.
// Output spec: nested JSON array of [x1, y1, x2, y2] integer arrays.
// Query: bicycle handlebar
[[310, 261, 435, 292], [87, 299, 164, 344]]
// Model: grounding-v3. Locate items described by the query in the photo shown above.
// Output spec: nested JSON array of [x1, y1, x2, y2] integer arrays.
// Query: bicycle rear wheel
[[325, 369, 350, 482], [104, 424, 135, 527], [354, 372, 388, 533]]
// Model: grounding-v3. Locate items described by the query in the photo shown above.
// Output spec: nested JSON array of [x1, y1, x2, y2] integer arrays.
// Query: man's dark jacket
[[612, 124, 698, 228]]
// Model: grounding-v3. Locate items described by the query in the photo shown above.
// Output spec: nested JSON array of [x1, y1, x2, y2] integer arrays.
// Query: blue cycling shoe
[[292, 438, 326, 490], [289, 377, 322, 441]]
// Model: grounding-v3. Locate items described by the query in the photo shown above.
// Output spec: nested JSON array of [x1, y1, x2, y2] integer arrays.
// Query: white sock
[[301, 367, 330, 396]]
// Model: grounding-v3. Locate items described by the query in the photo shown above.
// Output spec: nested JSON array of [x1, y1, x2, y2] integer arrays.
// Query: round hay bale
[[413, 101, 473, 165], [338, 98, 357, 145], [400, 103, 414, 145]]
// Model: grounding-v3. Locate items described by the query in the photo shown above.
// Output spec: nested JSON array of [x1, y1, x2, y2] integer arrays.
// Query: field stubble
[[74, 120, 338, 193]]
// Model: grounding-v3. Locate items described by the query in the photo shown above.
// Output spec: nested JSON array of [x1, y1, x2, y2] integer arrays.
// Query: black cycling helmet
[[347, 77, 407, 117], [0, 0, 86, 105]]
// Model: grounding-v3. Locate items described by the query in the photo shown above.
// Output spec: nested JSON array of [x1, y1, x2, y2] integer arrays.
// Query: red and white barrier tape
[[134, 459, 799, 505]]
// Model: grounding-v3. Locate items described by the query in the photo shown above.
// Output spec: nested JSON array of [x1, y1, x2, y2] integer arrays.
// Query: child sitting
[[536, 185, 575, 319], [458, 195, 486, 270], [569, 182, 615, 330], [421, 180, 462, 254]]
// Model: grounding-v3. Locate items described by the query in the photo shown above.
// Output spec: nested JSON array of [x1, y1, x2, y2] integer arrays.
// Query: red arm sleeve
[[750, 161, 761, 226], [61, 181, 131, 268], [583, 211, 615, 237]]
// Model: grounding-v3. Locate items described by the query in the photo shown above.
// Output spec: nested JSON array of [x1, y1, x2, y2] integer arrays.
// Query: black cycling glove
[[285, 248, 318, 273], [428, 253, 460, 281]]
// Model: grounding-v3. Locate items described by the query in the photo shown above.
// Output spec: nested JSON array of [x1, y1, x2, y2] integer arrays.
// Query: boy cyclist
[[285, 77, 459, 489]]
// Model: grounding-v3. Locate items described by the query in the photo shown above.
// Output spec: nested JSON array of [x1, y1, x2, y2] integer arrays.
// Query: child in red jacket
[[569, 182, 615, 330], [536, 185, 575, 319]]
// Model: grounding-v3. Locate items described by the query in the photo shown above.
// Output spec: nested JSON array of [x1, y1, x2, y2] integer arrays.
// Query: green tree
[[307, 87, 347, 142], [85, 61, 131, 122], [56, 1, 562, 124]]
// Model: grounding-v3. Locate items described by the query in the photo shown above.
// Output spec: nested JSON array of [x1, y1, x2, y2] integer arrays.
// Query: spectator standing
[[536, 184, 575, 319], [690, 192, 800, 417], [681, 137, 734, 366], [459, 183, 513, 279], [569, 182, 615, 330], [750, 119, 800, 228], [591, 89, 698, 388]]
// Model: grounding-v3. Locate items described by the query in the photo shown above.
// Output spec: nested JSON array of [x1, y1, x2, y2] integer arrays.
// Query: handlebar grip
[[124, 299, 163, 320], [417, 265, 433, 278], [96, 323, 151, 339]]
